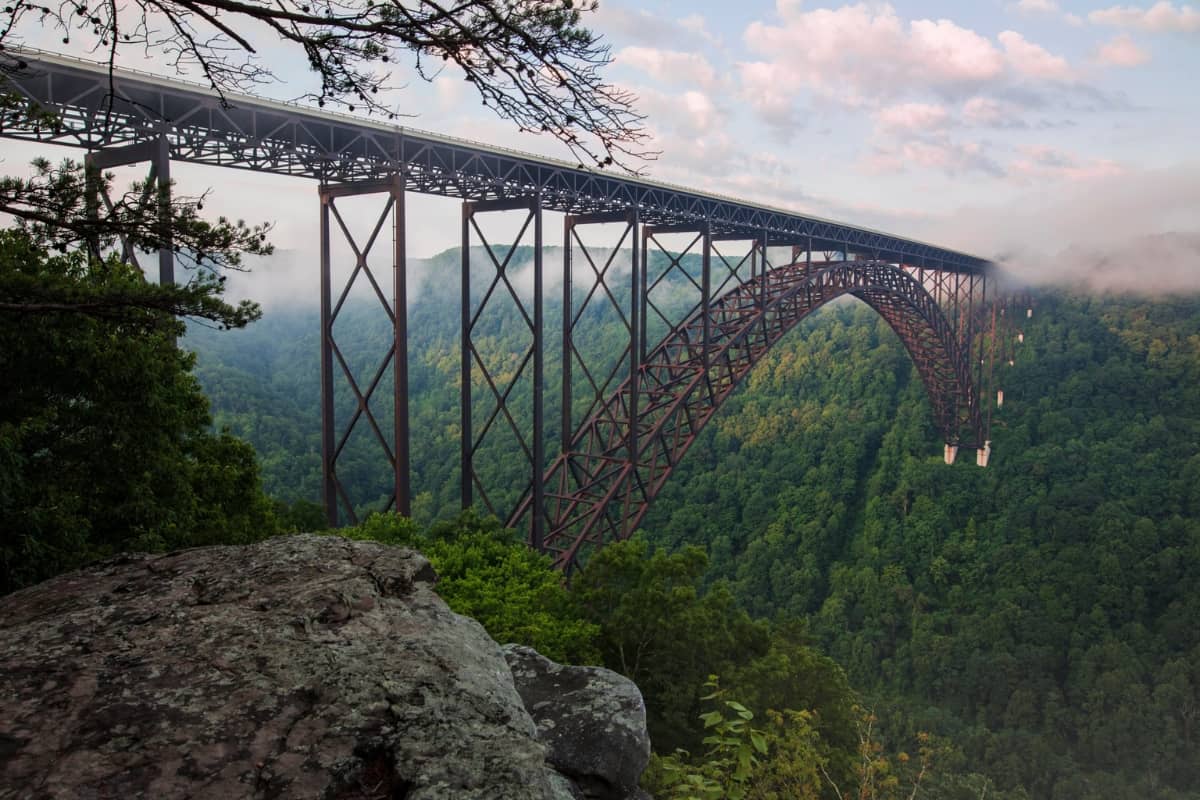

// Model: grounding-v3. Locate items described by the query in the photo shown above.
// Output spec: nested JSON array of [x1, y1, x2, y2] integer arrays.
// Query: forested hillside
[[188, 249, 1200, 799]]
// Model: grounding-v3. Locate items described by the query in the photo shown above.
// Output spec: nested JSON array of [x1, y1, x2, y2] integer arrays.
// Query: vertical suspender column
[[317, 177, 411, 526], [392, 179, 410, 518], [630, 216, 643, 480], [701, 223, 712, 380], [82, 135, 174, 285], [561, 216, 574, 458], [531, 201, 545, 552], [461, 198, 545, 547], [155, 135, 173, 287], [460, 203, 473, 511], [319, 188, 337, 526]]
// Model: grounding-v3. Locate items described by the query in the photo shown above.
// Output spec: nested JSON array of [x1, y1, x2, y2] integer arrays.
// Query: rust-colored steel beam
[[460, 197, 545, 547], [318, 179, 408, 526]]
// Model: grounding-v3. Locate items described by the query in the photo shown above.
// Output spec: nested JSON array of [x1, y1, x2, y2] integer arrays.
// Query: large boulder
[[0, 535, 565, 799], [503, 645, 651, 800]]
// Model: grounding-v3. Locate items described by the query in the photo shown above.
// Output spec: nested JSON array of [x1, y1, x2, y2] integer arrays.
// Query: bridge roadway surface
[[2, 47, 990, 273]]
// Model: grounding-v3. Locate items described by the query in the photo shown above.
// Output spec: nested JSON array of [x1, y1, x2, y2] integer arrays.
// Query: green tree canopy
[[0, 229, 276, 593], [342, 510, 601, 665]]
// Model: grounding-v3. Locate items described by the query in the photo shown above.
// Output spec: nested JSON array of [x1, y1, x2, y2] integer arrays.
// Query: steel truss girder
[[0, 49, 991, 273], [515, 261, 985, 574], [319, 178, 409, 525]]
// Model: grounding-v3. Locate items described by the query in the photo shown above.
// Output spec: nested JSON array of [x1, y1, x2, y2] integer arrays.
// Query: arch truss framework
[[315, 189, 1004, 572]]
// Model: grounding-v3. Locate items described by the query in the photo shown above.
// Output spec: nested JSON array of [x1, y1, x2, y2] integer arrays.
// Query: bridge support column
[[558, 211, 641, 445], [976, 441, 992, 468], [462, 197, 545, 550], [317, 177, 410, 526], [533, 210, 641, 555], [84, 135, 174, 285]]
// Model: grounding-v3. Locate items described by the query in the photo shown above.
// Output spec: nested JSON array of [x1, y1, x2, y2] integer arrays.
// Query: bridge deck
[[1, 47, 990, 273]]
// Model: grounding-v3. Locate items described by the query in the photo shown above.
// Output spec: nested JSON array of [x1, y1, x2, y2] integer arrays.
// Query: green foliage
[[571, 538, 772, 751], [748, 709, 826, 800], [571, 537, 859, 766], [272, 499, 329, 533], [651, 677, 771, 800], [0, 229, 277, 594], [642, 293, 1200, 798], [341, 510, 600, 664]]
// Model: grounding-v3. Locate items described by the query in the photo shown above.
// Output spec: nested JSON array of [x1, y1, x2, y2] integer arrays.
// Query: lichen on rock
[[0, 535, 566, 799], [503, 645, 651, 800]]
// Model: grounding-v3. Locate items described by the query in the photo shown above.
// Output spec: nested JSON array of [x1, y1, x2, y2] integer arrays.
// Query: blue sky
[[5, 1, 1199, 295]]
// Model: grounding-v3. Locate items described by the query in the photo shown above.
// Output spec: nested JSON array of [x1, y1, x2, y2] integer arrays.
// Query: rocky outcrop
[[0, 535, 650, 800], [503, 645, 651, 800]]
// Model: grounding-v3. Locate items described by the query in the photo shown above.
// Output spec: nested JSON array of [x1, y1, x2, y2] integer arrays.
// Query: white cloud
[[1009, 144, 1124, 181], [865, 137, 1004, 177], [742, 4, 1007, 93], [736, 3, 1076, 136], [1094, 34, 1153, 66], [678, 14, 722, 47], [592, 5, 724, 50], [1014, 0, 1059, 13], [909, 18, 1007, 82], [999, 30, 1074, 79], [615, 47, 720, 90], [625, 84, 722, 139], [962, 96, 1025, 127], [874, 103, 953, 133], [1089, 2, 1200, 33]]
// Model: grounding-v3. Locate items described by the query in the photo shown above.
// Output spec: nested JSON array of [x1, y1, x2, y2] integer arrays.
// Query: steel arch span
[[510, 260, 984, 574]]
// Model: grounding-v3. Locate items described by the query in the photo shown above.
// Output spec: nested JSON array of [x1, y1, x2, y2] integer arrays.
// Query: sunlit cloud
[[1010, 144, 1124, 181], [874, 103, 953, 134], [614, 47, 721, 90], [735, 2, 1080, 143], [864, 137, 1004, 177], [998, 31, 1074, 80], [1089, 2, 1200, 33], [1013, 0, 1059, 14], [1094, 34, 1153, 66]]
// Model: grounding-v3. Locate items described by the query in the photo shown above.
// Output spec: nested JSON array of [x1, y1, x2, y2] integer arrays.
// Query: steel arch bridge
[[0, 48, 1007, 571], [514, 255, 987, 573]]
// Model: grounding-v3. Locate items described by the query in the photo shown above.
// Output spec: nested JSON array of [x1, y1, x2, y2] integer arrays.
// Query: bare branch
[[0, 0, 656, 171]]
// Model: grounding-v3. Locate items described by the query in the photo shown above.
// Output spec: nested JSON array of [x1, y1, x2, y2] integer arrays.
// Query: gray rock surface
[[0, 535, 560, 799], [503, 645, 651, 800]]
